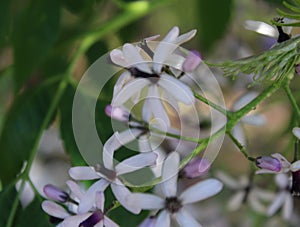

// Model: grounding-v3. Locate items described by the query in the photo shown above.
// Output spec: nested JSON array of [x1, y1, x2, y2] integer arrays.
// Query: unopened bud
[[43, 184, 69, 203], [105, 105, 129, 122], [79, 211, 103, 227], [182, 50, 202, 72], [183, 157, 211, 178], [255, 156, 282, 172]]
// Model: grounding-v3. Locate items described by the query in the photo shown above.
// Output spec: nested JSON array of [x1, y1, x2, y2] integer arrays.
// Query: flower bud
[[183, 157, 211, 178], [79, 211, 103, 227], [295, 64, 300, 75], [43, 184, 69, 203], [255, 156, 282, 172], [182, 50, 202, 72], [105, 105, 129, 122]]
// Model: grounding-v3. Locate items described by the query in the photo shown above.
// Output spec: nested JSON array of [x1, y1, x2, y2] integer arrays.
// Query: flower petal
[[267, 191, 286, 216], [233, 92, 258, 111], [244, 20, 278, 38], [104, 216, 119, 227], [42, 201, 70, 219], [111, 179, 141, 214], [156, 210, 171, 227], [174, 208, 202, 227], [95, 191, 105, 211], [69, 166, 100, 180], [110, 49, 128, 67], [241, 114, 266, 126], [227, 191, 245, 211], [282, 193, 293, 220], [215, 171, 240, 189], [115, 152, 158, 175], [127, 193, 164, 210], [66, 180, 84, 200], [291, 160, 300, 172], [180, 179, 223, 204], [174, 29, 197, 46], [138, 135, 152, 153], [62, 213, 91, 226], [159, 74, 194, 105], [293, 127, 300, 140], [112, 78, 150, 106], [161, 152, 179, 197]]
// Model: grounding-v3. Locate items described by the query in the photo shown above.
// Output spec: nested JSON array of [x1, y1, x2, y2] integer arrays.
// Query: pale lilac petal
[[233, 92, 258, 111], [161, 152, 179, 197], [282, 194, 293, 220], [215, 171, 240, 189], [148, 85, 170, 126], [255, 169, 277, 174], [162, 26, 180, 42], [164, 54, 185, 71], [111, 179, 141, 214], [42, 201, 70, 219], [66, 180, 84, 200], [231, 124, 246, 147], [113, 71, 132, 98], [78, 179, 109, 214], [115, 128, 143, 148], [69, 166, 100, 180], [110, 49, 128, 67], [123, 43, 152, 73], [16, 180, 34, 208], [138, 135, 152, 152], [95, 191, 105, 211], [292, 127, 300, 140], [159, 74, 194, 105], [62, 213, 90, 226], [115, 152, 158, 175], [248, 192, 267, 213], [244, 20, 278, 38], [271, 153, 291, 171], [144, 34, 160, 42], [174, 29, 197, 45], [142, 98, 153, 123], [267, 191, 286, 216], [227, 191, 245, 211], [291, 160, 300, 172], [161, 90, 179, 112], [103, 132, 119, 170], [156, 210, 171, 227], [174, 208, 202, 227], [180, 179, 223, 204], [104, 216, 119, 227], [112, 78, 151, 106], [241, 114, 266, 126], [275, 174, 289, 189], [138, 216, 156, 227], [128, 193, 164, 209]]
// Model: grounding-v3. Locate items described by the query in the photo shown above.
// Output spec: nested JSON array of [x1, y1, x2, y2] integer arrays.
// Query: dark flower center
[[292, 170, 300, 196], [165, 196, 182, 213]]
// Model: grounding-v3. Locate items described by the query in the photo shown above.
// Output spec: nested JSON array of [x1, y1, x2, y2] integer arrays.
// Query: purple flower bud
[[138, 216, 156, 227], [79, 211, 103, 227], [183, 157, 211, 178], [255, 156, 282, 172], [296, 64, 300, 75], [43, 184, 69, 203], [105, 105, 129, 122], [182, 50, 202, 72]]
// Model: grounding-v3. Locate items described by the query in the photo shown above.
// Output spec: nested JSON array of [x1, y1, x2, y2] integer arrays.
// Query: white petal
[[241, 114, 266, 126], [291, 160, 300, 172], [115, 152, 157, 175], [138, 135, 152, 152], [180, 179, 223, 204], [112, 78, 150, 106], [174, 208, 202, 227], [161, 152, 179, 197], [110, 49, 127, 67], [162, 26, 180, 42], [271, 153, 291, 171], [249, 192, 267, 214], [156, 210, 171, 227], [95, 191, 105, 211], [275, 174, 289, 189], [161, 90, 179, 112], [215, 171, 240, 189], [42, 201, 70, 219], [123, 43, 152, 73], [16, 180, 34, 208], [104, 216, 119, 227], [227, 191, 245, 211], [116, 128, 143, 148], [244, 20, 278, 38], [78, 179, 109, 214], [66, 180, 84, 200], [267, 191, 286, 216], [255, 169, 277, 174], [147, 85, 170, 126], [282, 194, 293, 220], [113, 71, 132, 98], [111, 179, 141, 214], [103, 132, 119, 170], [231, 124, 246, 147], [174, 29, 197, 46], [127, 193, 164, 209], [69, 166, 100, 180], [62, 213, 90, 226], [142, 97, 153, 123], [159, 74, 194, 105], [292, 127, 300, 140], [233, 92, 258, 111]]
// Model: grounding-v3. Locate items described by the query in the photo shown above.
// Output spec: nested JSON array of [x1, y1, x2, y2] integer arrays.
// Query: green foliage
[[217, 35, 300, 84], [0, 86, 54, 186], [276, 0, 300, 23], [196, 0, 233, 52], [12, 0, 60, 92], [0, 0, 11, 51], [0, 183, 17, 226]]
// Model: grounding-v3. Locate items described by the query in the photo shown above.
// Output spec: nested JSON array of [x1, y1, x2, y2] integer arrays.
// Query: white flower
[[231, 92, 266, 146], [42, 180, 119, 227], [216, 171, 273, 213], [69, 132, 157, 214], [110, 26, 196, 126], [267, 174, 293, 220], [127, 152, 223, 227]]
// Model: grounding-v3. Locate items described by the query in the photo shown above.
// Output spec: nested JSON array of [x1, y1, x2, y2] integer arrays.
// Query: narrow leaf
[[0, 183, 18, 226]]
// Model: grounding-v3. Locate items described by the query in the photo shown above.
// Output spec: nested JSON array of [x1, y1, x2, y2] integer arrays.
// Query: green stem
[[284, 82, 300, 124], [227, 131, 254, 161]]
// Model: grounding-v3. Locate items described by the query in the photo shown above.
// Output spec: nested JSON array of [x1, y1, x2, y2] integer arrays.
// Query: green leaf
[[15, 198, 52, 227], [277, 8, 300, 19], [0, 183, 18, 226], [59, 85, 86, 166], [0, 87, 54, 186], [0, 0, 11, 50], [12, 0, 60, 92], [196, 0, 233, 52], [283, 1, 300, 13]]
